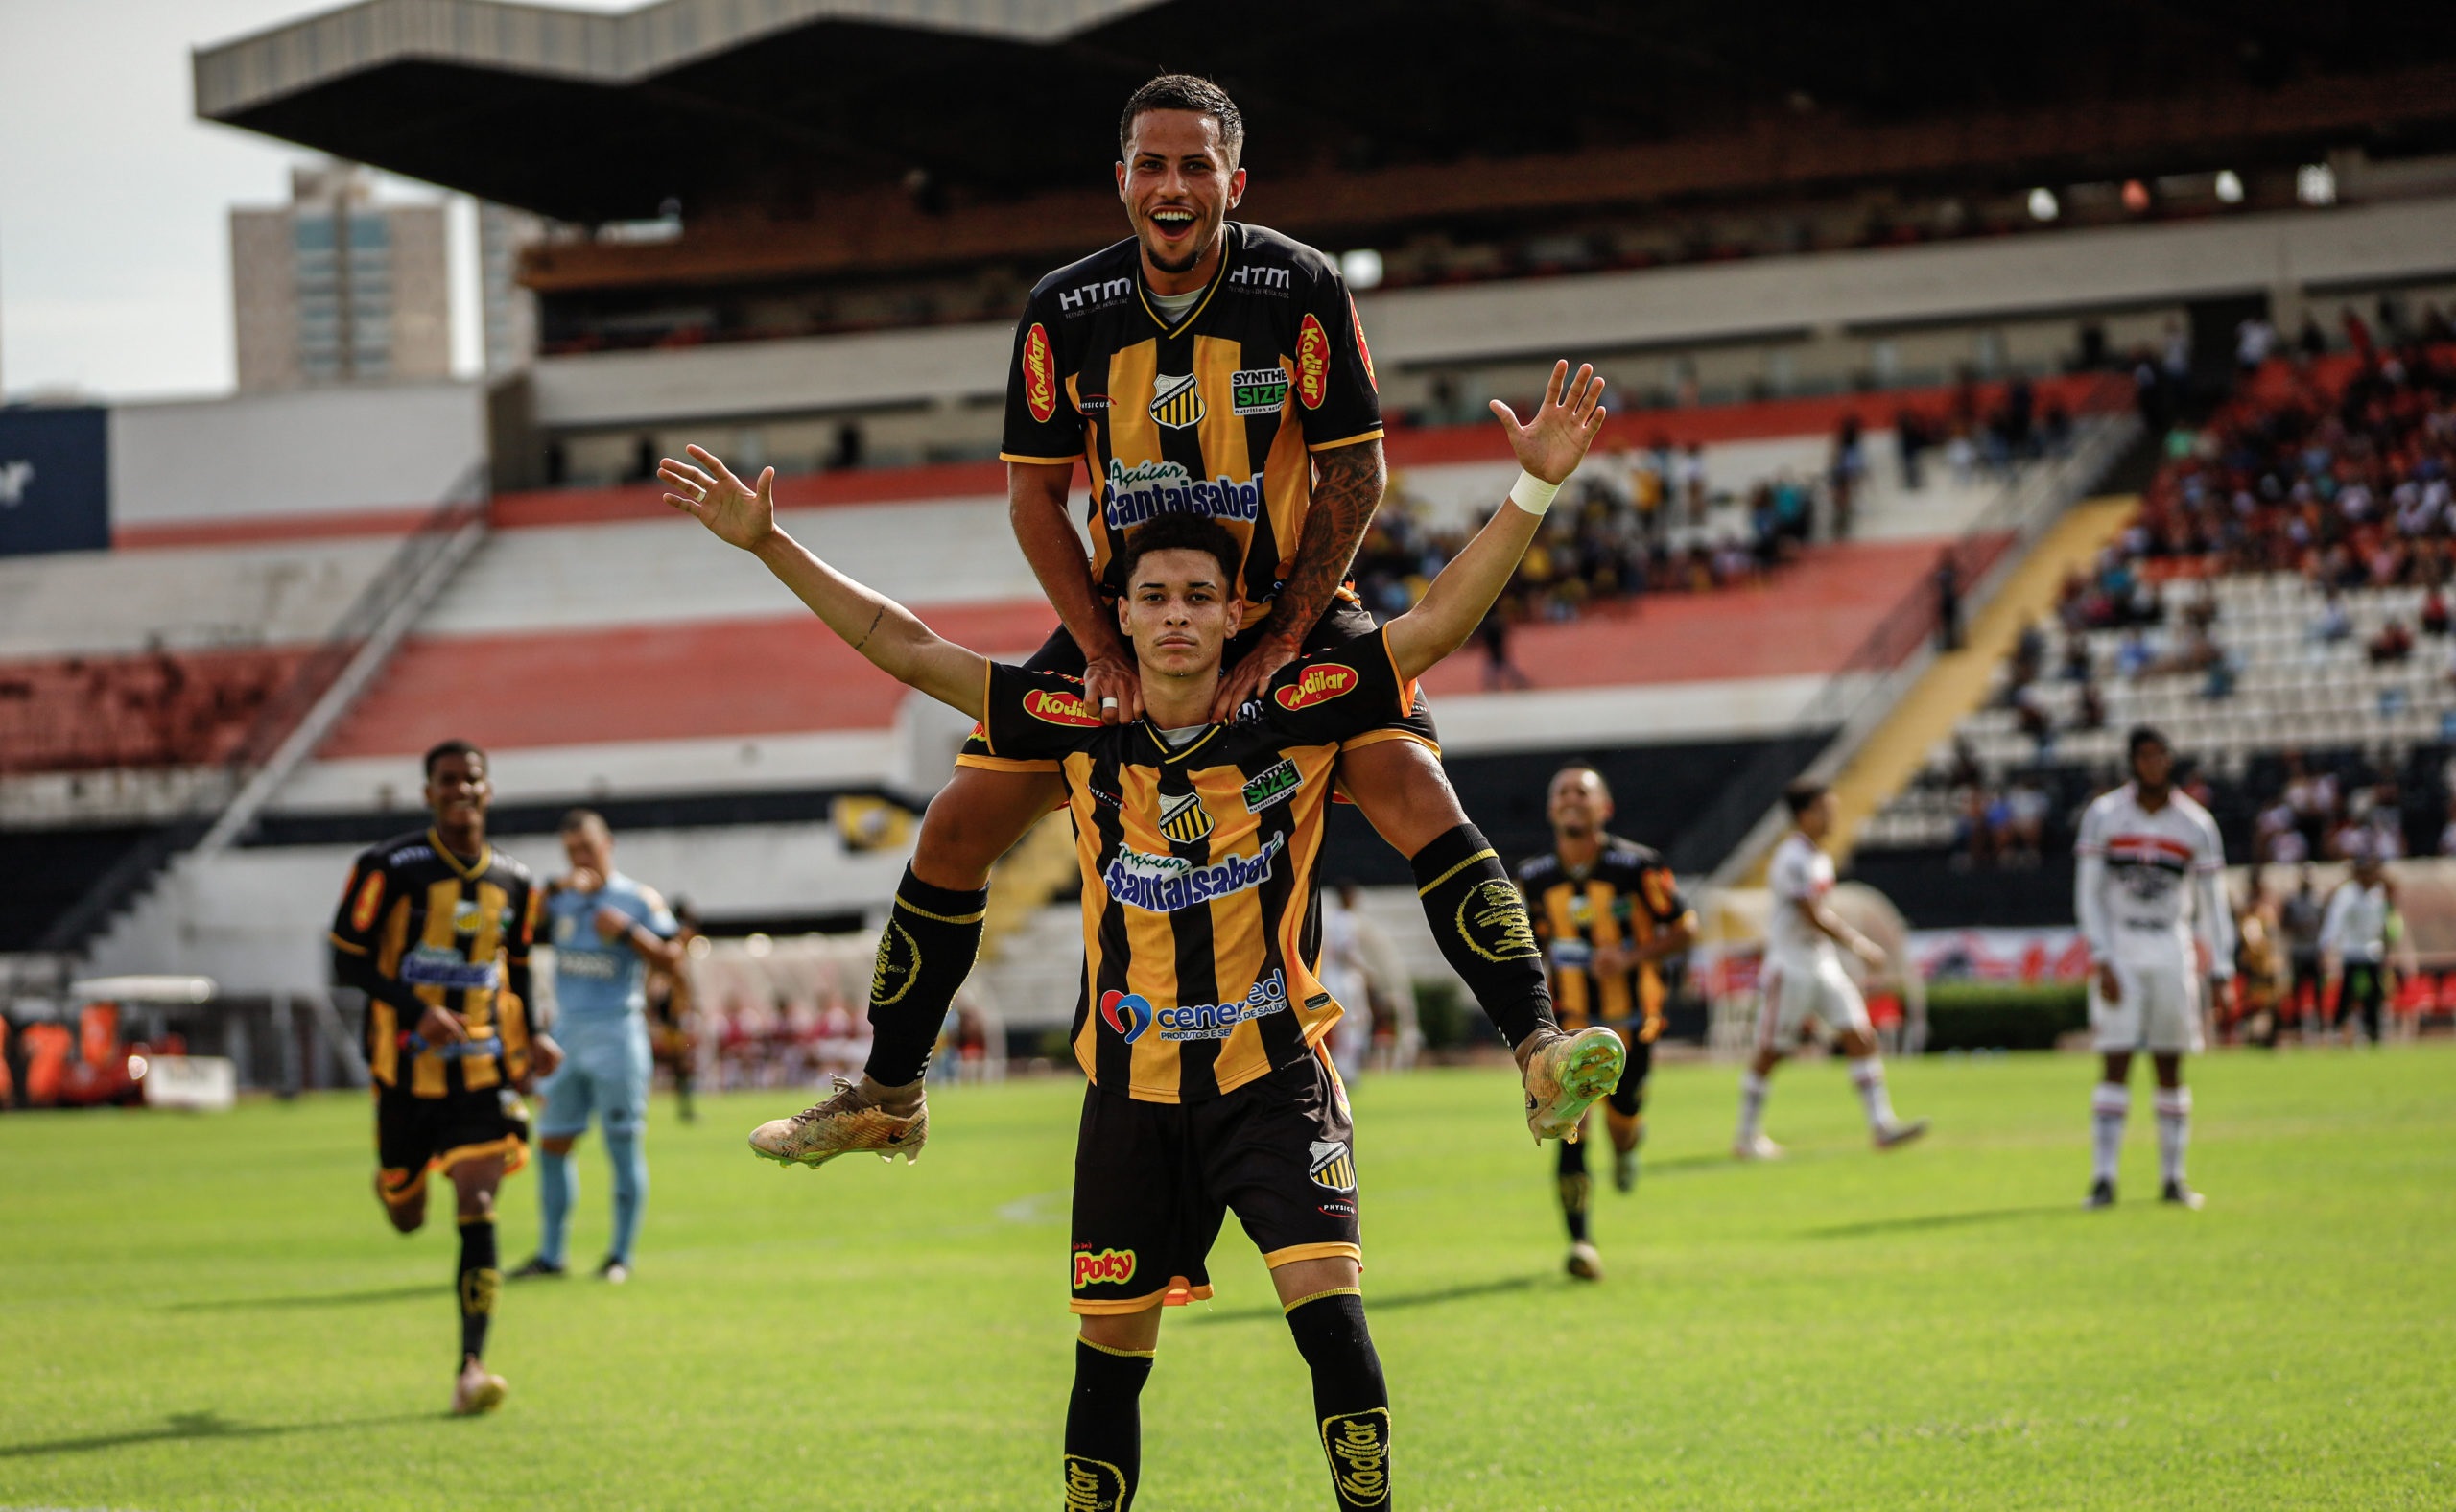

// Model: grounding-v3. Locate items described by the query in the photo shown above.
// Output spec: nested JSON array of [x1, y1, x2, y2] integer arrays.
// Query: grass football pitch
[[4, 1045, 2450, 1510]]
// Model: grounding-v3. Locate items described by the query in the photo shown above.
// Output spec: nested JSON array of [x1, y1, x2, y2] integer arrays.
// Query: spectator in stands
[[1477, 605, 1531, 691], [2236, 316, 2278, 373], [2004, 778, 2049, 865], [1830, 414, 1866, 537], [2368, 618, 2416, 665], [1895, 406, 1931, 491], [2422, 586, 2451, 638], [1678, 442, 1709, 524], [2312, 589, 2352, 644], [2074, 679, 2108, 732], [2115, 627, 2154, 681], [2255, 796, 2308, 865]]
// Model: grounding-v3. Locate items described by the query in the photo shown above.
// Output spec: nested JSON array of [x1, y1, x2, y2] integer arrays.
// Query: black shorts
[[957, 599, 1438, 773], [373, 1081, 530, 1212], [1069, 1049, 1359, 1315], [1605, 1037, 1655, 1119]]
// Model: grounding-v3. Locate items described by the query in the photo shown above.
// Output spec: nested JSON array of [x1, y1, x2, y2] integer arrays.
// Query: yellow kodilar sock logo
[[870, 919, 921, 1006], [1457, 880, 1540, 962], [1320, 1407, 1392, 1507], [460, 1267, 500, 1317], [1062, 1454, 1129, 1511]]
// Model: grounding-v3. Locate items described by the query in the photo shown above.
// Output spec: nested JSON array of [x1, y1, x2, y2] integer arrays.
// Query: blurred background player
[[647, 901, 705, 1122], [1319, 881, 1372, 1082], [2074, 727, 2232, 1210], [2320, 845, 2399, 1048], [514, 811, 680, 1285], [1735, 782, 1928, 1161], [326, 740, 559, 1415], [1519, 764, 1695, 1281]]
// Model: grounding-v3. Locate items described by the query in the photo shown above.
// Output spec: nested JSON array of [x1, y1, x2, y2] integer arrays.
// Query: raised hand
[[661, 445, 778, 551], [1489, 361, 1608, 485]]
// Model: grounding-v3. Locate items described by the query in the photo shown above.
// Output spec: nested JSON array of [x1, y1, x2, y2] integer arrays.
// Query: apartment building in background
[[230, 162, 449, 391]]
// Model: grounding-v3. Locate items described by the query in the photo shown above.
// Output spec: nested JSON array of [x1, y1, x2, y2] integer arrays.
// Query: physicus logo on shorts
[[1308, 1138, 1357, 1193], [1241, 758, 1300, 813], [1350, 295, 1377, 390], [1102, 836, 1283, 912], [1022, 323, 1057, 423], [348, 869, 385, 932], [1294, 313, 1331, 409], [1063, 1454, 1130, 1512], [1025, 686, 1103, 728], [1101, 457, 1264, 531], [1149, 372, 1206, 429], [1109, 971, 1290, 1044], [1458, 879, 1541, 962], [1231, 367, 1290, 416], [1320, 1408, 1392, 1507], [1158, 789, 1214, 844], [1072, 1247, 1137, 1289], [1274, 663, 1357, 711]]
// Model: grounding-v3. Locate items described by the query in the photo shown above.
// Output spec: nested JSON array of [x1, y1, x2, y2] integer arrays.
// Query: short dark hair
[[2127, 724, 2170, 761], [560, 808, 609, 837], [424, 739, 485, 778], [1552, 762, 1612, 800], [1118, 513, 1244, 589], [1119, 73, 1244, 166], [1783, 779, 1829, 816]]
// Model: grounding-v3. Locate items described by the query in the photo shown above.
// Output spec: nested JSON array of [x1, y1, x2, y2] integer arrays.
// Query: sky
[[0, 0, 636, 404]]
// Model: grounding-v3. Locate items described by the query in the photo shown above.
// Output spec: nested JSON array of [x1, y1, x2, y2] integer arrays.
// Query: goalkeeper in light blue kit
[[512, 810, 681, 1284]]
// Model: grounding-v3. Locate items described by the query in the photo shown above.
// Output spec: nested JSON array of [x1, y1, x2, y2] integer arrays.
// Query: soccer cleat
[[1565, 1240, 1605, 1282], [1732, 1133, 1784, 1161], [1874, 1117, 1930, 1151], [2160, 1181, 2206, 1210], [2085, 1178, 2116, 1209], [596, 1259, 630, 1285], [1613, 1148, 1639, 1193], [1521, 1027, 1628, 1144], [508, 1256, 566, 1281], [748, 1075, 928, 1169], [451, 1361, 508, 1417]]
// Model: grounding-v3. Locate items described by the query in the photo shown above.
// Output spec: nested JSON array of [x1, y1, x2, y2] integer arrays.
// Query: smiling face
[[1117, 546, 1243, 686], [1115, 108, 1244, 286], [423, 750, 491, 834], [1547, 768, 1614, 842]]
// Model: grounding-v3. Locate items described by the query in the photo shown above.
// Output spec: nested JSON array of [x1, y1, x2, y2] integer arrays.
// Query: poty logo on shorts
[[1098, 989, 1154, 1042], [1024, 687, 1103, 727], [1274, 663, 1358, 711], [1022, 323, 1057, 423], [1073, 1247, 1137, 1289], [1101, 458, 1264, 531], [1102, 836, 1283, 912], [1294, 314, 1331, 409]]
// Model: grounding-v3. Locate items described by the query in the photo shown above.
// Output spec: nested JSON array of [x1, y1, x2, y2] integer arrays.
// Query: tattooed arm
[[1207, 437, 1386, 721]]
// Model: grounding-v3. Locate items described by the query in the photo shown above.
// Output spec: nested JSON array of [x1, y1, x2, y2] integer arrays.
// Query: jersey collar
[[1137, 223, 1237, 334], [427, 827, 492, 881], [1139, 719, 1224, 765]]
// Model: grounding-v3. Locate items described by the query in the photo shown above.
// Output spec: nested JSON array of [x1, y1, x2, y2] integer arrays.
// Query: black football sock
[[1556, 1134, 1592, 1241], [861, 866, 988, 1088], [1409, 824, 1556, 1051], [1063, 1337, 1153, 1511], [1285, 1289, 1393, 1511], [457, 1217, 499, 1362]]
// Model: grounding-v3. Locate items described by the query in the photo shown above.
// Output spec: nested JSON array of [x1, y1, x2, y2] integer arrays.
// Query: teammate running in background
[[665, 360, 1624, 1510], [768, 73, 1593, 1168], [1519, 764, 1694, 1281], [1734, 781, 1928, 1160], [2074, 727, 2232, 1209], [327, 740, 559, 1415], [2320, 845, 2398, 1047], [514, 811, 680, 1285]]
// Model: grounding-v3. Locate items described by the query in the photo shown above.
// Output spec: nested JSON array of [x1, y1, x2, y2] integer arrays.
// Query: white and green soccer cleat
[[1521, 1026, 1627, 1144], [748, 1076, 928, 1169]]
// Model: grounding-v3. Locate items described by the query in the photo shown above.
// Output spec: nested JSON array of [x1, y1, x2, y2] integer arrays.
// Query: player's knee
[[1337, 742, 1463, 853], [914, 782, 1043, 887], [386, 1202, 424, 1235], [540, 1133, 579, 1157], [1078, 1309, 1164, 1356]]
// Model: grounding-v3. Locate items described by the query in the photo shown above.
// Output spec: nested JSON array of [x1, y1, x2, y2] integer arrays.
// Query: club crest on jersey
[[1232, 367, 1290, 416], [1158, 790, 1214, 843], [1098, 989, 1154, 1043], [1022, 323, 1057, 423], [1241, 758, 1300, 813], [1308, 1139, 1357, 1193], [1350, 295, 1377, 390], [1149, 372, 1206, 429], [1072, 1246, 1138, 1289], [1275, 663, 1358, 711], [1024, 687, 1102, 727], [1294, 313, 1331, 409]]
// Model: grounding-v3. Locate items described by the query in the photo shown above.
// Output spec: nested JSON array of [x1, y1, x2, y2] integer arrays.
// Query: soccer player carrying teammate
[[326, 741, 561, 1415], [1519, 765, 1695, 1282], [2074, 726, 2233, 1209], [746, 73, 1598, 1168], [512, 811, 681, 1285], [1733, 781, 1928, 1160], [663, 360, 1622, 1509]]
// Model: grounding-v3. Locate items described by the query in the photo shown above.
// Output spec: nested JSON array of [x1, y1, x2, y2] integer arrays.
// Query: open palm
[[660, 445, 776, 551], [1490, 361, 1608, 484]]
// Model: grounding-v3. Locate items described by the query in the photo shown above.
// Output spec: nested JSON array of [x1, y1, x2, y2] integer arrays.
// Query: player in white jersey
[[2074, 727, 2233, 1210], [2319, 844, 2398, 1046], [1733, 781, 1929, 1159]]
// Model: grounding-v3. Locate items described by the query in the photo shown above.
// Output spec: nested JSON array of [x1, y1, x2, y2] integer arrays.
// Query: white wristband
[[1508, 470, 1561, 516]]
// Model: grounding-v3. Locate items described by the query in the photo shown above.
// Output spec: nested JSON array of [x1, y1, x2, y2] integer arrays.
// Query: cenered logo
[[1458, 880, 1541, 962], [1149, 372, 1206, 429], [1319, 1407, 1391, 1506]]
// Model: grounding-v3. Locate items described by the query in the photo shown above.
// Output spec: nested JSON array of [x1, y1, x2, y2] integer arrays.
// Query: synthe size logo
[[1228, 262, 1291, 291], [1056, 275, 1133, 313], [1274, 663, 1358, 711], [1240, 758, 1300, 813], [1101, 835, 1284, 912], [1149, 372, 1206, 429], [1021, 323, 1056, 423], [1072, 1247, 1137, 1289], [1101, 459, 1264, 531], [1231, 367, 1290, 416]]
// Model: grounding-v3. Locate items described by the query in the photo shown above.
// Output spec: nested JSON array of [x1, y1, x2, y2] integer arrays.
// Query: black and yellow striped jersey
[[1517, 839, 1692, 1041], [329, 829, 540, 1098], [978, 630, 1412, 1103], [999, 223, 1382, 615]]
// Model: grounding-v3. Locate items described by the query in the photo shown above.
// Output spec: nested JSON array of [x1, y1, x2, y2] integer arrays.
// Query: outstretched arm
[[661, 447, 987, 720], [1384, 362, 1607, 681]]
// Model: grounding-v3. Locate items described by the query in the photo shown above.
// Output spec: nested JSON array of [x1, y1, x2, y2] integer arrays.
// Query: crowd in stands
[[0, 645, 291, 775]]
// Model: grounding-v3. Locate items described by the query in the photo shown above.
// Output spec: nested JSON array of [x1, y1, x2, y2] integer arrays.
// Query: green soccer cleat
[[748, 1075, 928, 1169], [1521, 1026, 1627, 1144]]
